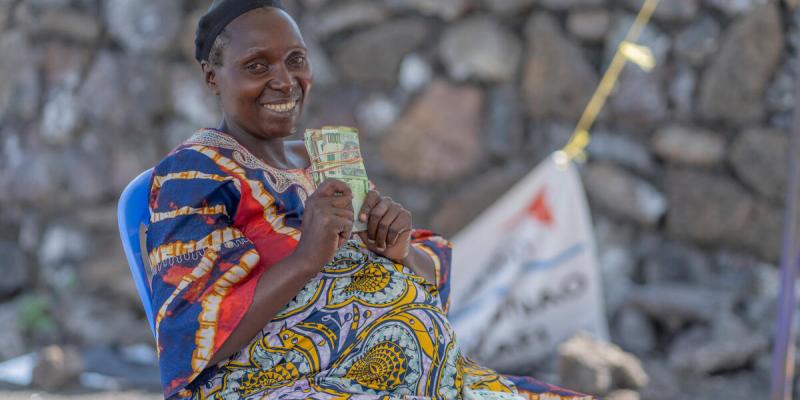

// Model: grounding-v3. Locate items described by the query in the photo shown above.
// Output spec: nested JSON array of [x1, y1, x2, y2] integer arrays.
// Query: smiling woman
[[146, 1, 594, 399]]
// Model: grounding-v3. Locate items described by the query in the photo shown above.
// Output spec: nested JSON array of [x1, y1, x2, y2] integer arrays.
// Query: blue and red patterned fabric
[[146, 129, 594, 399]]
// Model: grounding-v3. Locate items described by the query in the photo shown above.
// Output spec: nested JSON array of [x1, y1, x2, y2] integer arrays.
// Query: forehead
[[224, 8, 305, 54]]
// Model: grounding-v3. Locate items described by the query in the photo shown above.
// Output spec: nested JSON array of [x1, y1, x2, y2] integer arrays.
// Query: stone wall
[[0, 0, 797, 398]]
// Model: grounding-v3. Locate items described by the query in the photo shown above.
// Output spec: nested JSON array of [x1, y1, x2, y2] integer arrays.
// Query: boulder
[[104, 0, 181, 53], [381, 80, 483, 183], [523, 13, 598, 120], [439, 16, 522, 82], [558, 333, 649, 395], [729, 128, 789, 202], [699, 4, 784, 124], [583, 163, 667, 227], [334, 19, 430, 87], [567, 10, 611, 42], [651, 125, 726, 167]]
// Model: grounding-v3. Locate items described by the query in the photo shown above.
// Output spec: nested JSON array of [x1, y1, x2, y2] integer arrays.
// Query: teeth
[[264, 101, 297, 113]]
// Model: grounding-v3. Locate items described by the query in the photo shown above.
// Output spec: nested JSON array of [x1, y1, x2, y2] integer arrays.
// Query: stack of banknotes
[[304, 126, 370, 232]]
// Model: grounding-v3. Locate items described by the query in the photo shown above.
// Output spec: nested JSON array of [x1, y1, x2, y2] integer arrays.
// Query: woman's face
[[206, 8, 312, 140]]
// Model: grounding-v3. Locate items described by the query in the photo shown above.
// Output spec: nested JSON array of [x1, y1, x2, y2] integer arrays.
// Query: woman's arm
[[207, 253, 317, 365], [209, 178, 356, 366]]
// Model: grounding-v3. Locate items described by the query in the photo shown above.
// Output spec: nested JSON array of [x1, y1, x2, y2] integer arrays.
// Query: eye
[[287, 53, 307, 68], [245, 62, 268, 74]]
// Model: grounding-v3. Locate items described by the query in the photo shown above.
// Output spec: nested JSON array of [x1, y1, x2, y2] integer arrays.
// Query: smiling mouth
[[262, 100, 298, 114]]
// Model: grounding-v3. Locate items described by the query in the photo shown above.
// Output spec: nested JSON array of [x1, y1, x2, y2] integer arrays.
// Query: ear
[[201, 61, 220, 96]]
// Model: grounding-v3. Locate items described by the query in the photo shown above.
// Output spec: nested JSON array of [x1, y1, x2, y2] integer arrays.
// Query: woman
[[147, 1, 594, 399]]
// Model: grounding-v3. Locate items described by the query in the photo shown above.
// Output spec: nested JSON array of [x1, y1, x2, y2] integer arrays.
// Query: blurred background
[[0, 0, 797, 399]]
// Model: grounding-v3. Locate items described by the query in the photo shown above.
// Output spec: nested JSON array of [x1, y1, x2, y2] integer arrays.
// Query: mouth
[[261, 99, 299, 114]]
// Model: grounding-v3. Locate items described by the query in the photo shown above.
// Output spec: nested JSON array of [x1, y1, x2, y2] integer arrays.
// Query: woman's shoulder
[[153, 129, 241, 179]]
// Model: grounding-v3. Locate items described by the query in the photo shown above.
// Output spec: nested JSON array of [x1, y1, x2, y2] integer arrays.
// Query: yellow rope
[[558, 0, 661, 164]]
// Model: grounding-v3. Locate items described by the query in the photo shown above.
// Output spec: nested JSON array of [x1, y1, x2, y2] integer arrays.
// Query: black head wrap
[[195, 0, 285, 63]]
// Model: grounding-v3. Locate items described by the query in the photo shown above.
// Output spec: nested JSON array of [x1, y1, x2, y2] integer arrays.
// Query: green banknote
[[304, 126, 369, 232]]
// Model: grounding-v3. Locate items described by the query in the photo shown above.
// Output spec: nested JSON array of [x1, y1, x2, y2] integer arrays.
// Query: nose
[[268, 65, 292, 94]]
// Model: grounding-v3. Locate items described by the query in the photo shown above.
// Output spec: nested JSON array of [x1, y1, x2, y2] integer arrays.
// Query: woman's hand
[[357, 190, 412, 263], [293, 179, 354, 270]]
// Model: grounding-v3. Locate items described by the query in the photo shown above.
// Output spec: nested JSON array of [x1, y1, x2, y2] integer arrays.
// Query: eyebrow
[[237, 45, 307, 62]]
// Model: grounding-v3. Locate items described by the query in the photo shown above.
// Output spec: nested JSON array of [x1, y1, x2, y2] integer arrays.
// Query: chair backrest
[[117, 168, 156, 337]]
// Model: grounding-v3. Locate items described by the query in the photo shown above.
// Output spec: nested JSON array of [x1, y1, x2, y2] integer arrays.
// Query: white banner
[[449, 155, 608, 372]]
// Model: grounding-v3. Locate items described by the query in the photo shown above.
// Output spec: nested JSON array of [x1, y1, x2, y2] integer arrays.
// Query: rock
[[523, 13, 598, 120], [668, 64, 697, 121], [355, 94, 399, 137], [729, 128, 789, 202], [621, 0, 700, 22], [704, 0, 765, 16], [61, 295, 152, 346], [80, 240, 144, 310], [741, 201, 783, 261], [665, 168, 754, 245], [79, 52, 170, 130], [674, 16, 722, 67], [39, 89, 81, 146], [669, 331, 768, 374], [612, 308, 657, 356], [179, 8, 205, 62], [374, 182, 436, 224], [540, 0, 606, 10], [0, 242, 27, 299], [309, 1, 387, 38], [29, 7, 100, 43], [384, 0, 470, 20], [651, 125, 726, 167], [558, 333, 649, 395], [305, 35, 339, 88], [567, 10, 611, 42], [0, 32, 39, 121], [381, 80, 483, 183], [606, 15, 670, 130], [639, 360, 682, 400], [399, 53, 433, 93], [594, 217, 638, 317], [41, 42, 92, 92], [767, 60, 795, 114], [0, 303, 25, 361], [170, 64, 220, 128], [38, 224, 89, 271], [334, 18, 430, 87], [439, 16, 522, 83], [583, 163, 667, 227], [586, 132, 656, 176], [637, 240, 713, 285], [431, 163, 529, 237], [486, 84, 525, 158], [104, 0, 181, 53], [31, 346, 85, 391], [699, 4, 784, 124], [606, 390, 640, 400], [482, 0, 536, 14], [527, 121, 575, 162], [626, 283, 733, 327]]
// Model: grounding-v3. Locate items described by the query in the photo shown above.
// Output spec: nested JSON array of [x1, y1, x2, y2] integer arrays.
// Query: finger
[[318, 195, 354, 210], [387, 210, 412, 246], [324, 206, 354, 221], [359, 190, 381, 222], [316, 179, 352, 197], [376, 205, 401, 250], [368, 198, 393, 242]]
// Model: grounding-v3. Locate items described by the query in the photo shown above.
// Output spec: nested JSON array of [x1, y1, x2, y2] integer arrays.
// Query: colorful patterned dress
[[147, 129, 593, 400]]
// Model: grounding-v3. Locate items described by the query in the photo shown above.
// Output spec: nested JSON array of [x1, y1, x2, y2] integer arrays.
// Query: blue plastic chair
[[117, 168, 156, 337]]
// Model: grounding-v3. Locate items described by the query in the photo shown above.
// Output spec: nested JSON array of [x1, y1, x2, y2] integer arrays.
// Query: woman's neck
[[219, 119, 296, 169]]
